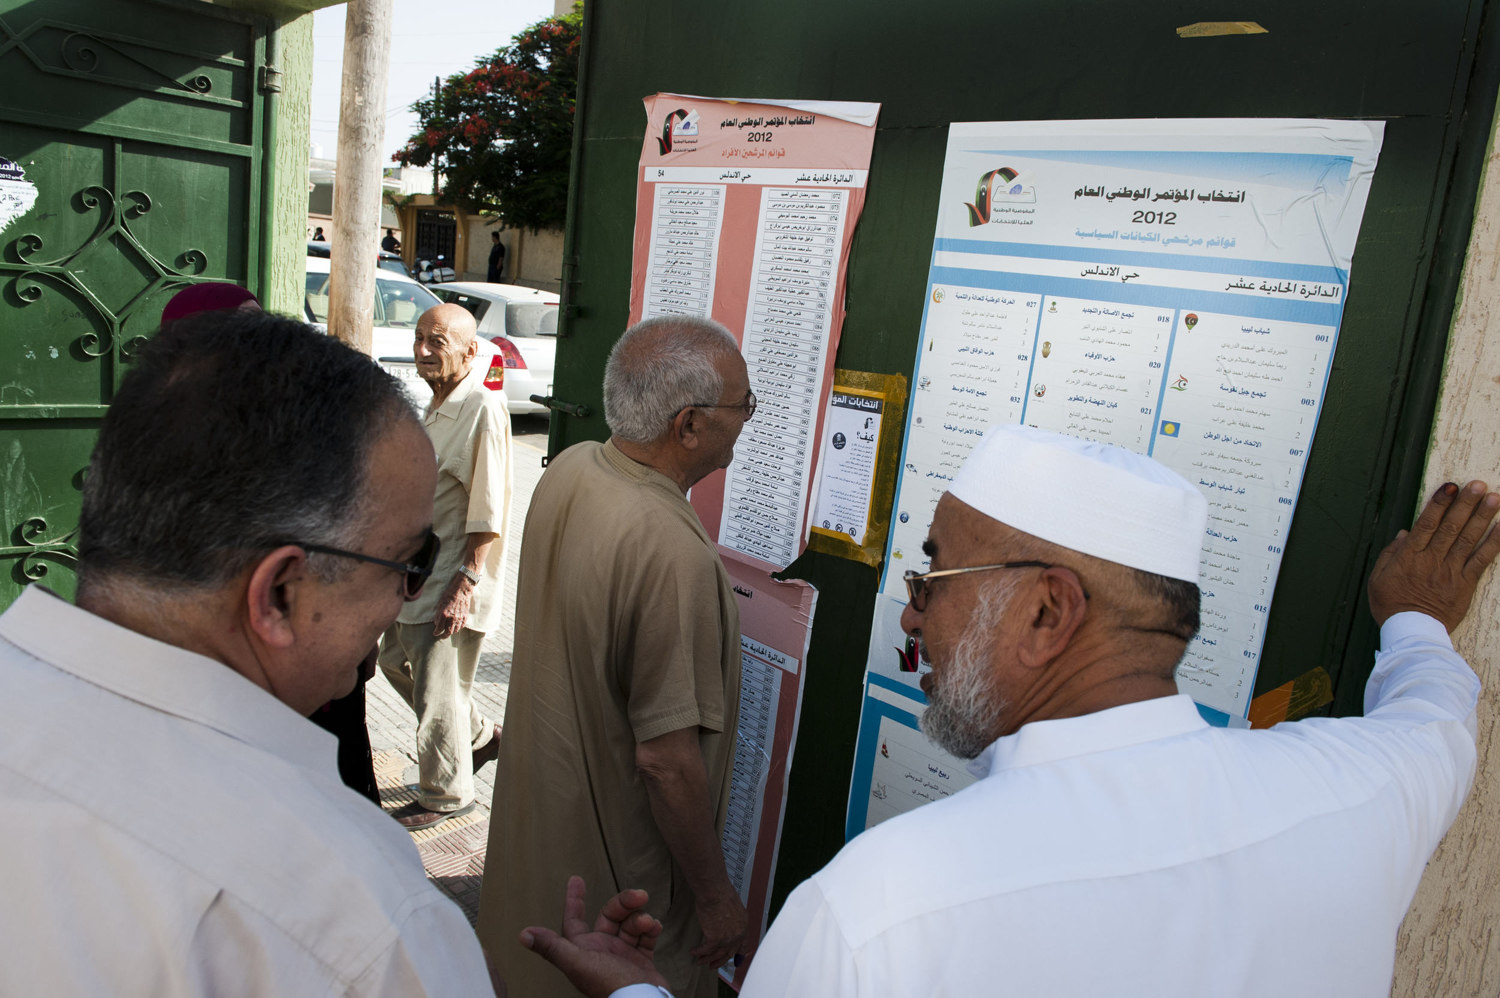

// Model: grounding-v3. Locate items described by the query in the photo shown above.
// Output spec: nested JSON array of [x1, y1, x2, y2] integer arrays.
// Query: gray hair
[[78, 311, 418, 596], [602, 316, 742, 445]]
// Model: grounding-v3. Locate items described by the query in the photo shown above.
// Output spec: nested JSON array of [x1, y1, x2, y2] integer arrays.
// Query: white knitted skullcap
[[948, 425, 1207, 583]]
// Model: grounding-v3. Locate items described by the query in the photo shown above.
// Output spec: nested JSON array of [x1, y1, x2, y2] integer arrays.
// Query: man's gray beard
[[920, 576, 1018, 760]]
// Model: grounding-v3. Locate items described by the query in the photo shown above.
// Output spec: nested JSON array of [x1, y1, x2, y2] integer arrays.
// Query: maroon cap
[[160, 283, 261, 328]]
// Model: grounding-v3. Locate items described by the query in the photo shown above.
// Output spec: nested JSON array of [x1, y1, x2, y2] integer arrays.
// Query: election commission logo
[[656, 108, 700, 154], [964, 166, 1037, 226]]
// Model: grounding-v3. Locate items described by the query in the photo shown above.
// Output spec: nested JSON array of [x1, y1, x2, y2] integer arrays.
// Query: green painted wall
[[266, 11, 313, 316]]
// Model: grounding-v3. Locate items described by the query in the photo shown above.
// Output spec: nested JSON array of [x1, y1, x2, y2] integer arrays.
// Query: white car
[[430, 282, 559, 415], [303, 256, 504, 405]]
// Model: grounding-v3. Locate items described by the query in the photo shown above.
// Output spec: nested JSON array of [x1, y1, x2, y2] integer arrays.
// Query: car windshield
[[507, 302, 559, 338], [378, 278, 440, 327], [304, 272, 441, 326]]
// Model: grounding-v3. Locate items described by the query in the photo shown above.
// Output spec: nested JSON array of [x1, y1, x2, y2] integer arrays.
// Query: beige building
[[307, 162, 563, 291], [387, 192, 563, 292]]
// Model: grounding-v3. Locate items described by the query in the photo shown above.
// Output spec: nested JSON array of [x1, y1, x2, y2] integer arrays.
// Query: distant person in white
[[520, 424, 1500, 998], [0, 312, 496, 996]]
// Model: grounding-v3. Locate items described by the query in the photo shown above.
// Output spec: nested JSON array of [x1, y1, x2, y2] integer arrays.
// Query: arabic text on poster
[[630, 94, 879, 571], [849, 117, 1383, 836], [889, 118, 1382, 719], [810, 390, 884, 546]]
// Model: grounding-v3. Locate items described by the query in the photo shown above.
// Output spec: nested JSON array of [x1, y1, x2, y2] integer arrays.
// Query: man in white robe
[[523, 424, 1499, 998]]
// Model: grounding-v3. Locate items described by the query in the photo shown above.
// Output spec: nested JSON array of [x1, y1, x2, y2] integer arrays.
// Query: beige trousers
[[377, 622, 494, 811]]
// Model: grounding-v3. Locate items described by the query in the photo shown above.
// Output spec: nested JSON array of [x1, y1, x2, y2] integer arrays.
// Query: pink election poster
[[720, 558, 817, 990], [629, 94, 877, 991], [631, 93, 880, 571]]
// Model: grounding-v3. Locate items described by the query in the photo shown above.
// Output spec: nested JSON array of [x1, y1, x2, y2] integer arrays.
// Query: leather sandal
[[389, 799, 476, 831]]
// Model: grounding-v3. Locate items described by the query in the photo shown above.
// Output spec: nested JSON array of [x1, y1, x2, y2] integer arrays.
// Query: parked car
[[430, 282, 560, 415], [306, 239, 411, 279], [303, 255, 504, 403]]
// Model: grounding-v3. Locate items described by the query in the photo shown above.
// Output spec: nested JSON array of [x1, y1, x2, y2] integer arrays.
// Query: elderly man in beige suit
[[380, 303, 513, 831]]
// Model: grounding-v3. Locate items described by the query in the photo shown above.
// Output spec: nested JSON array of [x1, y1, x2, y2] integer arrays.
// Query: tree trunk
[[328, 0, 392, 355]]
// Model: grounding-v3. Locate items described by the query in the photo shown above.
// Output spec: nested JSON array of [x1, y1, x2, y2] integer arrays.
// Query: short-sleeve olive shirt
[[477, 440, 741, 998]]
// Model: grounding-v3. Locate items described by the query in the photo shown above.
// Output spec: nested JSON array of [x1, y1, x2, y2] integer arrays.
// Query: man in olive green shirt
[[478, 316, 755, 997]]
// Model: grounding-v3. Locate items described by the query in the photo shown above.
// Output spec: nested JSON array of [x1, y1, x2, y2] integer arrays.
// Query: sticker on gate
[[0, 158, 39, 234]]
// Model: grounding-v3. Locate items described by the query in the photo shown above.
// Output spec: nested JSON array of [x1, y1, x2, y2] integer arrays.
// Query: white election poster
[[848, 118, 1384, 834]]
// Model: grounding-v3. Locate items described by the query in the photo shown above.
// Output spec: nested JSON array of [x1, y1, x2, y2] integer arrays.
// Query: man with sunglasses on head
[[378, 302, 512, 831], [477, 315, 755, 998], [525, 423, 1500, 998], [0, 312, 496, 995]]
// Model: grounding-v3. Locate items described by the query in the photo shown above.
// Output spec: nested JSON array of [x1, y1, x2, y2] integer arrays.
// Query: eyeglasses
[[288, 529, 441, 600], [902, 561, 1053, 611], [674, 390, 758, 422]]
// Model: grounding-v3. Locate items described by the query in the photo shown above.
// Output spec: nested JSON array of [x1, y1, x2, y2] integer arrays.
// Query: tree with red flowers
[[394, 4, 580, 231]]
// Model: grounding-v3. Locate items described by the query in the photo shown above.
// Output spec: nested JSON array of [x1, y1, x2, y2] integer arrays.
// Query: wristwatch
[[457, 565, 480, 585]]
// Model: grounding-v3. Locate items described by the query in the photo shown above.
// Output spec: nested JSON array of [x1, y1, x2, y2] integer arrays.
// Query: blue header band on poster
[[927, 267, 1345, 326], [933, 238, 1348, 285]]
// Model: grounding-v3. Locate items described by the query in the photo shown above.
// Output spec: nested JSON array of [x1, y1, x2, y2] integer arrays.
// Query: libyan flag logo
[[656, 109, 691, 154], [964, 167, 1020, 226]]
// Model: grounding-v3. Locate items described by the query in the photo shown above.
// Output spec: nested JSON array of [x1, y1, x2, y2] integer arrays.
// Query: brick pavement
[[367, 413, 549, 925]]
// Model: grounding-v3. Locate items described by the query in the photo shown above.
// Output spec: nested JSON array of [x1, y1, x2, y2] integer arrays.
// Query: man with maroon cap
[[159, 282, 261, 328]]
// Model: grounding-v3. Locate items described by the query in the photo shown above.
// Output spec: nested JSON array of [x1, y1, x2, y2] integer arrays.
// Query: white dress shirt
[[744, 612, 1478, 997], [0, 587, 495, 996], [399, 358, 512, 632]]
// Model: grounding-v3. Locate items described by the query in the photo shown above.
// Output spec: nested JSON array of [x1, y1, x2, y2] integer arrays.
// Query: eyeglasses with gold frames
[[902, 561, 1053, 611]]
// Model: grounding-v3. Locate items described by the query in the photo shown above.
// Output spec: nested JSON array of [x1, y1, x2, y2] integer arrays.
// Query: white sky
[[310, 0, 558, 161]]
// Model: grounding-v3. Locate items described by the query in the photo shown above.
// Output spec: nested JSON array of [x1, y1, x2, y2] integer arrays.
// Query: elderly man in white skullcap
[[519, 425, 1500, 998], [904, 424, 1210, 762]]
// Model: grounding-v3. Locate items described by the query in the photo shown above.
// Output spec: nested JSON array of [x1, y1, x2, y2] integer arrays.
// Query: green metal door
[[0, 0, 271, 604]]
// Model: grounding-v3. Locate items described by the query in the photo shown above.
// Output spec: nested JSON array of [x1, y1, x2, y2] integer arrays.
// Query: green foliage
[[395, 4, 580, 231]]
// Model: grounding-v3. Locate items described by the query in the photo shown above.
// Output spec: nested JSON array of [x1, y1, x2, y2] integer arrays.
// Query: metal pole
[[328, 0, 392, 355], [432, 76, 442, 196]]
